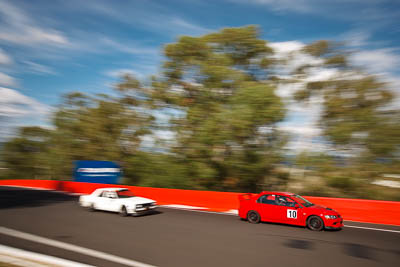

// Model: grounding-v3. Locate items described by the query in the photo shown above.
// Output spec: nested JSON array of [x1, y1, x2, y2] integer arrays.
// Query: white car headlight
[[136, 204, 143, 208], [324, 215, 337, 219]]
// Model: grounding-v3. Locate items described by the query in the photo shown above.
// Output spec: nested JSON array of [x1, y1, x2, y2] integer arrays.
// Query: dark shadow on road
[[284, 239, 314, 250], [260, 220, 305, 229], [239, 217, 343, 232], [325, 227, 343, 232], [0, 186, 76, 209], [343, 243, 377, 261], [87, 208, 163, 217]]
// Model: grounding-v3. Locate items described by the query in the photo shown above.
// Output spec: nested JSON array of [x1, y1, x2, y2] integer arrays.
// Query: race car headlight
[[151, 202, 157, 206], [136, 204, 143, 208], [325, 215, 337, 219]]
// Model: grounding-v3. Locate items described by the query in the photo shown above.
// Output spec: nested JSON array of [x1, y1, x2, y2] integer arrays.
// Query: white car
[[79, 188, 157, 216]]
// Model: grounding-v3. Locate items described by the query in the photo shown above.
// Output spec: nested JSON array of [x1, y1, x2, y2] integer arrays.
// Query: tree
[[294, 41, 399, 161], [49, 76, 154, 179], [150, 26, 286, 191], [289, 40, 400, 199], [1, 127, 52, 179]]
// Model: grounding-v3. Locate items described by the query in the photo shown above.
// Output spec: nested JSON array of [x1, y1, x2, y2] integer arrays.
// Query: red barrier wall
[[1, 179, 399, 226]]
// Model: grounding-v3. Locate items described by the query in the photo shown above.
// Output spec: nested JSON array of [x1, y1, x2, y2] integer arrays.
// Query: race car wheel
[[247, 210, 260, 224], [307, 216, 324, 231], [120, 206, 128, 217], [89, 203, 96, 212]]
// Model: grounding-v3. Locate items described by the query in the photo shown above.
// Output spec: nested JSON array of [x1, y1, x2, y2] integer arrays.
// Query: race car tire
[[307, 215, 324, 231], [89, 203, 96, 212], [120, 206, 128, 217], [247, 210, 261, 224]]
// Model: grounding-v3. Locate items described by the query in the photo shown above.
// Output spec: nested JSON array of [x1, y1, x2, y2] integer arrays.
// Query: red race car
[[238, 191, 343, 231]]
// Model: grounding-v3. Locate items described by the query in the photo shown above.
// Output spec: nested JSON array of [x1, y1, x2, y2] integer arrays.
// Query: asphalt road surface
[[1, 186, 399, 267]]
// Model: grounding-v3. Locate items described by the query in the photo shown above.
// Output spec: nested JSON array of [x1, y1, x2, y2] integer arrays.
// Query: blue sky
[[0, 0, 399, 147]]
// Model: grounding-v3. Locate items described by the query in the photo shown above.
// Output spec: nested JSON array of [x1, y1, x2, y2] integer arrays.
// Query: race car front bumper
[[128, 205, 157, 215], [324, 218, 343, 229]]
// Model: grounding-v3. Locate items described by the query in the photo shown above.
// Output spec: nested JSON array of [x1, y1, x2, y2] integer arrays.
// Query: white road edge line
[[159, 205, 236, 216], [343, 225, 400, 233], [0, 244, 94, 267], [0, 227, 157, 267]]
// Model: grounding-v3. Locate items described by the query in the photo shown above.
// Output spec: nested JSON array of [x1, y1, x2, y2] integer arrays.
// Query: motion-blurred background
[[0, 0, 399, 200]]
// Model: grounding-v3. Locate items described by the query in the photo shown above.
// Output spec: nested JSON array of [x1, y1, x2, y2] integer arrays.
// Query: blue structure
[[74, 160, 121, 184]]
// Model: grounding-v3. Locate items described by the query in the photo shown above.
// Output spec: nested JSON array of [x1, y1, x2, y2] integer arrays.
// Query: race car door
[[257, 194, 281, 223], [274, 195, 302, 225]]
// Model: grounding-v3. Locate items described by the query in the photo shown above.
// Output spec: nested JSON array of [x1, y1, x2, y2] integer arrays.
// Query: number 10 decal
[[287, 209, 297, 219]]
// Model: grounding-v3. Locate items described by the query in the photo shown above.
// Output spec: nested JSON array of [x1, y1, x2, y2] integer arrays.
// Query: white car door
[[107, 191, 121, 212], [96, 191, 112, 211]]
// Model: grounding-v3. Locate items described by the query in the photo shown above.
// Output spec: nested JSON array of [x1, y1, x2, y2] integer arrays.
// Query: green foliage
[[1, 127, 52, 179], [151, 26, 286, 192], [324, 55, 347, 67], [327, 176, 354, 191], [303, 40, 330, 57]]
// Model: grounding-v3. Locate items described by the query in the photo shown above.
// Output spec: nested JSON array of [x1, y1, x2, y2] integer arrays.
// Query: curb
[[0, 244, 93, 267]]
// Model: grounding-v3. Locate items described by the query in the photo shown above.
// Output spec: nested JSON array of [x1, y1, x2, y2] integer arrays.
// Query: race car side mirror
[[294, 204, 300, 209]]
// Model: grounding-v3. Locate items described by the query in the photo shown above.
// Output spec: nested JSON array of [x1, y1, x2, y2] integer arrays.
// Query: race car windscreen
[[117, 189, 135, 198], [291, 195, 314, 207]]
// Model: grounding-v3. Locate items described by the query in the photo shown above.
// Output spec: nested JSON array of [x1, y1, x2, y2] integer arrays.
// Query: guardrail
[[1, 179, 399, 226]]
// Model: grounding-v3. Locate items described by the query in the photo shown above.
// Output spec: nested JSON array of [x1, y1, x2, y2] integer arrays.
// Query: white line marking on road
[[343, 225, 400, 233], [0, 244, 94, 267], [160, 205, 236, 216], [0, 227, 157, 267], [161, 204, 208, 210], [344, 219, 400, 227]]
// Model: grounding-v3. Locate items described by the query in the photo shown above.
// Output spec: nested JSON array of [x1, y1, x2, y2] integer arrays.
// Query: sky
[[0, 0, 399, 150]]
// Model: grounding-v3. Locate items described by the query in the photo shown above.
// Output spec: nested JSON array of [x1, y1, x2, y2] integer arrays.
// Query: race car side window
[[275, 195, 296, 207], [100, 191, 108, 197], [257, 194, 276, 205], [257, 195, 266, 203]]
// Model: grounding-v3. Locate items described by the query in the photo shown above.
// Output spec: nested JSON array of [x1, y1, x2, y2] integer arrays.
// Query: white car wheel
[[89, 203, 96, 212], [119, 206, 128, 217]]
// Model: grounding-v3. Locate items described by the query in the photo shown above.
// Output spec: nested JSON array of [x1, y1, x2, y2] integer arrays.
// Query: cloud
[[279, 125, 321, 137], [270, 41, 324, 74], [77, 0, 211, 37], [0, 72, 17, 87], [351, 48, 400, 74], [0, 87, 50, 118], [0, 1, 69, 46], [269, 41, 304, 54], [0, 87, 51, 140], [162, 17, 211, 35], [105, 68, 145, 79], [22, 61, 57, 75], [231, 0, 392, 17], [341, 30, 371, 47], [100, 37, 159, 55], [0, 48, 12, 64], [239, 0, 314, 12]]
